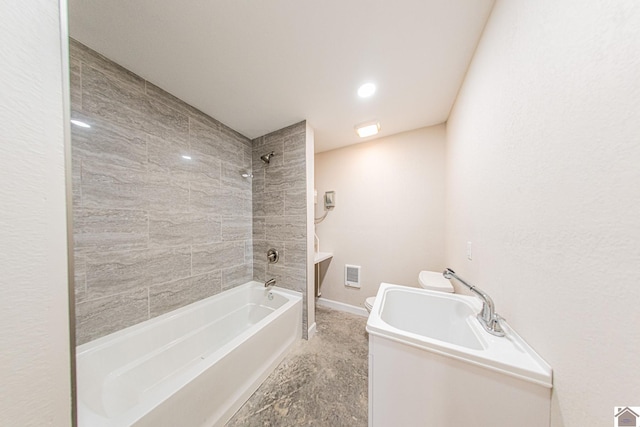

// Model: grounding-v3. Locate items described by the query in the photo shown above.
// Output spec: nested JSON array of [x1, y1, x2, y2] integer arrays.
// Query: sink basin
[[366, 283, 553, 426], [380, 287, 484, 350], [366, 283, 552, 387]]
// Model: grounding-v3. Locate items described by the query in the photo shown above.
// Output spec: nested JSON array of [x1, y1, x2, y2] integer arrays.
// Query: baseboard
[[316, 297, 369, 318], [307, 322, 317, 339]]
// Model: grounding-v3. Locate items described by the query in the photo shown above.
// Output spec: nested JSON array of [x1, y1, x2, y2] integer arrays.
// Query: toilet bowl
[[365, 270, 453, 313], [364, 296, 377, 313]]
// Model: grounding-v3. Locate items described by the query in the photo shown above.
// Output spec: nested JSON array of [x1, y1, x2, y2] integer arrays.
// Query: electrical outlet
[[467, 241, 473, 261]]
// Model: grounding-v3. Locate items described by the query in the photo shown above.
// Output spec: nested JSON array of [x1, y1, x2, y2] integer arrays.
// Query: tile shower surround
[[252, 122, 309, 337], [70, 39, 308, 344]]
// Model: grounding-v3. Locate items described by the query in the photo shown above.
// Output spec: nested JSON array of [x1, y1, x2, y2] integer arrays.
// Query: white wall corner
[[305, 122, 316, 335], [0, 0, 73, 424]]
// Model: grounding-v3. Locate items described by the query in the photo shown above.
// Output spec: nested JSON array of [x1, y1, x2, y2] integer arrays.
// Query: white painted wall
[[315, 126, 446, 307], [0, 1, 73, 425], [446, 0, 640, 425]]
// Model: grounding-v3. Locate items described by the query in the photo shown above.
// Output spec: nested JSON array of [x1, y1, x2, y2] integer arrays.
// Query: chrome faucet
[[265, 278, 276, 288], [443, 268, 505, 337]]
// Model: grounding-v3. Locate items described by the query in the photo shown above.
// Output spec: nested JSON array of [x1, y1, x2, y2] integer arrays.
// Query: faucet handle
[[477, 312, 506, 337], [267, 248, 279, 264], [490, 314, 506, 336]]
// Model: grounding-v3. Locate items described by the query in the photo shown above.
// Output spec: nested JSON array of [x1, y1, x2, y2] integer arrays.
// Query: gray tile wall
[[70, 39, 254, 344], [252, 122, 309, 337]]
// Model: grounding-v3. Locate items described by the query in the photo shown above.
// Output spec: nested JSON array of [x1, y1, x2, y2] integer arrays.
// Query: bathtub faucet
[[265, 278, 276, 288], [443, 268, 505, 337]]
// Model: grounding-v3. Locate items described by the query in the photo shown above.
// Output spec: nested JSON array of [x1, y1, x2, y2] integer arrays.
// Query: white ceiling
[[68, 0, 494, 153]]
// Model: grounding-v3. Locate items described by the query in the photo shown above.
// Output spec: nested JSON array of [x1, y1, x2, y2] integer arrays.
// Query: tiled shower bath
[[70, 39, 308, 344], [252, 123, 309, 336]]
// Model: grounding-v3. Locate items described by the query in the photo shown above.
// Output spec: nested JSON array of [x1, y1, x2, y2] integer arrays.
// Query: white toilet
[[364, 270, 454, 313]]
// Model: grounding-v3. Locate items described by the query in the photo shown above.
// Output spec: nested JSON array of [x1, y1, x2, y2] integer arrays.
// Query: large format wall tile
[[265, 216, 306, 242], [70, 58, 82, 111], [264, 163, 306, 193], [149, 271, 222, 317], [71, 111, 147, 168], [144, 81, 221, 130], [263, 191, 285, 217], [284, 189, 306, 218], [75, 288, 149, 344], [149, 211, 221, 247], [252, 121, 308, 337], [222, 216, 252, 241], [148, 134, 222, 184], [74, 208, 148, 251], [190, 118, 244, 165], [82, 65, 189, 145], [71, 39, 308, 345], [85, 248, 150, 297], [266, 262, 306, 292], [283, 241, 307, 267], [81, 159, 148, 210], [216, 188, 251, 216], [70, 39, 144, 92], [192, 241, 245, 275], [71, 40, 253, 344], [74, 251, 87, 302], [253, 217, 266, 241], [145, 246, 192, 286], [221, 161, 252, 195], [146, 180, 191, 212], [222, 264, 253, 291]]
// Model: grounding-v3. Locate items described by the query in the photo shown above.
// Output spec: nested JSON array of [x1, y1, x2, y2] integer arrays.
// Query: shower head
[[260, 151, 275, 164]]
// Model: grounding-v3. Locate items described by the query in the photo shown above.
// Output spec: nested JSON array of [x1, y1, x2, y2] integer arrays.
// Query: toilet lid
[[365, 296, 376, 309]]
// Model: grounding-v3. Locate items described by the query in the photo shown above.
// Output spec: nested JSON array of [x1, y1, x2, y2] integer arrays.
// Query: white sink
[[366, 283, 552, 387], [366, 283, 553, 426], [380, 287, 484, 350]]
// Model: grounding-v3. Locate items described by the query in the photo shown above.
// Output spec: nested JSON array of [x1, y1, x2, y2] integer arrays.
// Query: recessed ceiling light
[[355, 121, 380, 138], [181, 155, 192, 160], [70, 119, 91, 128], [357, 83, 376, 98]]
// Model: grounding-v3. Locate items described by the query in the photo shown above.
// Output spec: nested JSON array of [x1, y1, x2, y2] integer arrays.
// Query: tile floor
[[226, 306, 369, 426]]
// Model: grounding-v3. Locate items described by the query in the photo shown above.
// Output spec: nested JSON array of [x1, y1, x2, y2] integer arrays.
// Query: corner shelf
[[314, 252, 333, 264]]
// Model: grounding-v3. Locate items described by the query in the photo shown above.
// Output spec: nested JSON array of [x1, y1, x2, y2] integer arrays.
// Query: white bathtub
[[76, 281, 302, 427]]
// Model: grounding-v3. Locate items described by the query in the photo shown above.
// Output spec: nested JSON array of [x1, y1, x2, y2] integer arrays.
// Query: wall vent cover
[[345, 264, 361, 288]]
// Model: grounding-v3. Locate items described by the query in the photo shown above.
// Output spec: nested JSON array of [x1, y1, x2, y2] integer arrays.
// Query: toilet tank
[[418, 270, 454, 292]]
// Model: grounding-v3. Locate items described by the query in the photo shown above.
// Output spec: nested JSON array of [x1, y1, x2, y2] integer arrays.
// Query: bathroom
[[2, 0, 640, 426]]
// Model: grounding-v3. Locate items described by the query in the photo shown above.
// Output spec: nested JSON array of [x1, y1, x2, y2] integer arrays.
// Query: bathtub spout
[[265, 278, 276, 288]]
